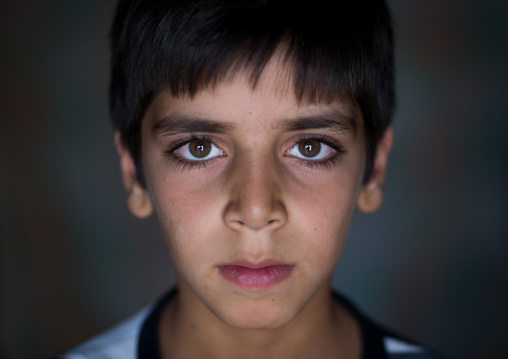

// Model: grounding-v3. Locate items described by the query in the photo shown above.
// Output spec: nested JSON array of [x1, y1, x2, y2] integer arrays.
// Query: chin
[[213, 298, 298, 330]]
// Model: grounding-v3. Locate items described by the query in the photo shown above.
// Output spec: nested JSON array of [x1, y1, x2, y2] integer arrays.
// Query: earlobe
[[114, 131, 153, 218], [126, 185, 154, 218], [357, 126, 393, 213], [357, 178, 384, 213]]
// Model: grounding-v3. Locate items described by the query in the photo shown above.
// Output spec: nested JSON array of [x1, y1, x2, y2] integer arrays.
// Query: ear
[[114, 131, 153, 218], [357, 126, 393, 213]]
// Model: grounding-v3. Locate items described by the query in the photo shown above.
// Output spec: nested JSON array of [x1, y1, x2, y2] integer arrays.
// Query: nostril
[[222, 175, 288, 231]]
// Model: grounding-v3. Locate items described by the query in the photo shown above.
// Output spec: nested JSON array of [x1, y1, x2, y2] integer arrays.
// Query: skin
[[115, 61, 393, 359]]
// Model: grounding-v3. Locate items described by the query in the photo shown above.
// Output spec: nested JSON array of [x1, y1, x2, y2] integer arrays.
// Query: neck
[[159, 281, 361, 359]]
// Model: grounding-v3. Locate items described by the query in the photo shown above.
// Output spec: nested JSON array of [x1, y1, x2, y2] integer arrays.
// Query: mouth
[[217, 260, 295, 289]]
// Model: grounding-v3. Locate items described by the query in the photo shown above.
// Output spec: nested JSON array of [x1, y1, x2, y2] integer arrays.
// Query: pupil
[[298, 140, 321, 158], [189, 140, 211, 158]]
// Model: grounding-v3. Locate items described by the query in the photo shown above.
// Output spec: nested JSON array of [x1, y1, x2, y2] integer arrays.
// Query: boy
[[54, 0, 445, 358]]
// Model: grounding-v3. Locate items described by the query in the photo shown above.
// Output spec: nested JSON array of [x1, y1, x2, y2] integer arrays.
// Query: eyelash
[[287, 135, 347, 170], [164, 134, 347, 171], [164, 135, 220, 171]]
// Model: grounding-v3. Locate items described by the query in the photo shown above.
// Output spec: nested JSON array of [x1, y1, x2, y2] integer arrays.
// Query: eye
[[175, 138, 223, 161], [287, 138, 335, 160]]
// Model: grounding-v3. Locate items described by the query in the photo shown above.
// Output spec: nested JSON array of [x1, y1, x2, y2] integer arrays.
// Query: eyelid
[[287, 141, 334, 160], [283, 134, 347, 171], [175, 141, 223, 161], [164, 135, 226, 167], [166, 135, 219, 152], [285, 135, 345, 157]]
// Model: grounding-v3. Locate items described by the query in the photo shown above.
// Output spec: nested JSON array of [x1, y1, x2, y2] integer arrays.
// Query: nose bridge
[[224, 149, 287, 231]]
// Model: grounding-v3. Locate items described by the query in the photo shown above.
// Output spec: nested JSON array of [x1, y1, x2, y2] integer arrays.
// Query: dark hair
[[110, 0, 395, 184]]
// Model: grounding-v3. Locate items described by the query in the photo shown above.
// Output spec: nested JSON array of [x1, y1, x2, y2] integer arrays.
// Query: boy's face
[[117, 62, 390, 329]]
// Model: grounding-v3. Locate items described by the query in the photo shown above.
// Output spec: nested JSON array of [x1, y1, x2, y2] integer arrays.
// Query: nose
[[223, 154, 288, 232]]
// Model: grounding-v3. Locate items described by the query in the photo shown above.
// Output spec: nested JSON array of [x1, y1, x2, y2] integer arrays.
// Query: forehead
[[145, 60, 363, 132]]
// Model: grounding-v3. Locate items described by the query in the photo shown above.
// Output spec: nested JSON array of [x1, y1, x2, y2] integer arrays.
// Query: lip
[[217, 260, 295, 289]]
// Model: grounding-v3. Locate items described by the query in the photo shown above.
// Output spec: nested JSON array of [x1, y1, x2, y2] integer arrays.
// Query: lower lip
[[217, 265, 295, 289]]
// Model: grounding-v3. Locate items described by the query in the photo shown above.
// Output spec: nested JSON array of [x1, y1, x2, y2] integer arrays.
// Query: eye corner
[[287, 137, 332, 160], [163, 136, 227, 171], [284, 135, 347, 171]]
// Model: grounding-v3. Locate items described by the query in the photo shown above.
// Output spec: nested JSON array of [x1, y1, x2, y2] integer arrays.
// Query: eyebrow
[[152, 109, 357, 136], [152, 114, 235, 135], [277, 110, 357, 134]]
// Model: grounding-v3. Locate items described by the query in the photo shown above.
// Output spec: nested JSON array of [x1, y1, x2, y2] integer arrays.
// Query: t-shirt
[[53, 289, 446, 359]]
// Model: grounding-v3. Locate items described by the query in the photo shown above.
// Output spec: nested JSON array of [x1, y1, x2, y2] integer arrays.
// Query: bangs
[[110, 0, 394, 182]]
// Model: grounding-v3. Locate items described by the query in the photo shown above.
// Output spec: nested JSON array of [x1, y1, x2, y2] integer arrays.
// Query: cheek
[[148, 170, 225, 268], [294, 192, 352, 257], [288, 166, 362, 270]]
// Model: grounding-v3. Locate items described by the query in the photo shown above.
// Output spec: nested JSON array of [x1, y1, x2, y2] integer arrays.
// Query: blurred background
[[1, 0, 507, 358]]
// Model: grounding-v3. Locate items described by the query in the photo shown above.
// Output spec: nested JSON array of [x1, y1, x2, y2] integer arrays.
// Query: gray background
[[1, 1, 507, 358]]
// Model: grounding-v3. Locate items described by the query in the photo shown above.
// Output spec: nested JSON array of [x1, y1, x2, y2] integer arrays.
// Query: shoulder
[[51, 305, 153, 359], [383, 335, 448, 358], [51, 288, 176, 359], [333, 291, 448, 359]]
